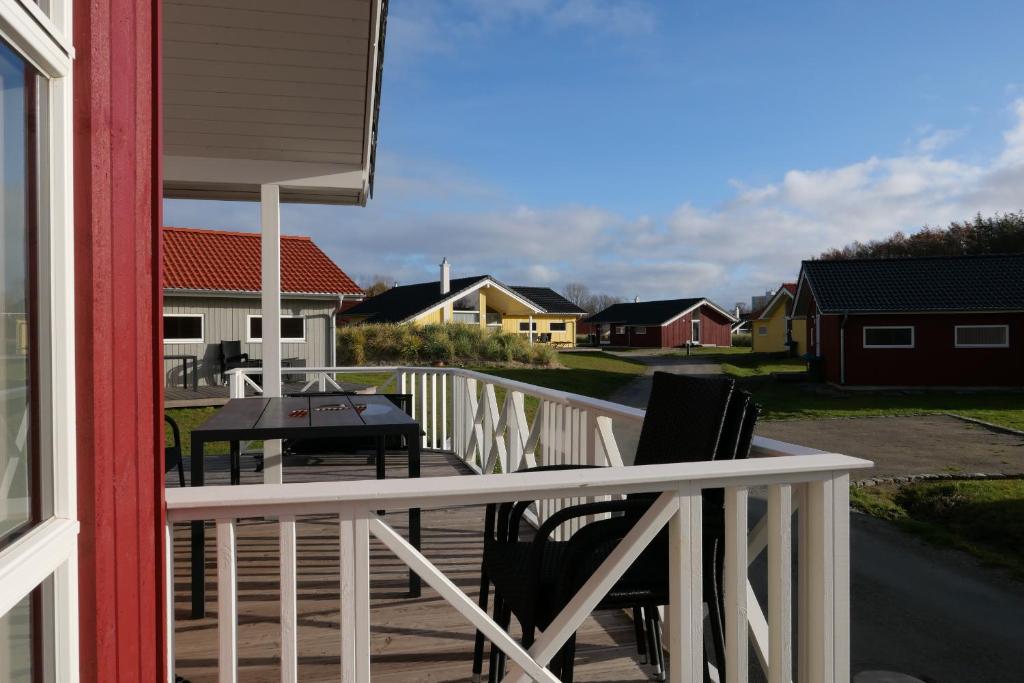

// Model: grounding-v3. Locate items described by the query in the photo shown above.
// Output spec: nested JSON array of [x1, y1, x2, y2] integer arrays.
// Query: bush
[[732, 332, 752, 347], [337, 322, 557, 366]]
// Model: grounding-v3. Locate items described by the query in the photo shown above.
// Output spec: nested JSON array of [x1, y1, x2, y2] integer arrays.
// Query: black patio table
[[188, 394, 422, 618]]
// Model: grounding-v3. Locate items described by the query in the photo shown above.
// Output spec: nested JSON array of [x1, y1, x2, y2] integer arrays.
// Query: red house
[[793, 255, 1024, 386], [584, 298, 737, 348]]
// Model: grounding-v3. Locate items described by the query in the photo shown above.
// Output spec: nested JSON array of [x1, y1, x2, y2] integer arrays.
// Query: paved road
[[604, 352, 1024, 680]]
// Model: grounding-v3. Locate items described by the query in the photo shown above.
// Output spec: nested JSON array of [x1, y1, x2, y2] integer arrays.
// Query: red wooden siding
[[838, 313, 1024, 386], [605, 305, 733, 348], [74, 0, 164, 680]]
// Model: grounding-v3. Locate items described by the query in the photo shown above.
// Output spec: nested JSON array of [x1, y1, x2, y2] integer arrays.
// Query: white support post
[[280, 515, 298, 683], [216, 520, 238, 683], [431, 373, 437, 449], [805, 473, 849, 683], [768, 484, 793, 683], [420, 373, 428, 448], [339, 509, 371, 683], [797, 484, 809, 683], [164, 523, 175, 683], [667, 484, 703, 683], [724, 487, 748, 683], [441, 373, 448, 450], [260, 183, 282, 403]]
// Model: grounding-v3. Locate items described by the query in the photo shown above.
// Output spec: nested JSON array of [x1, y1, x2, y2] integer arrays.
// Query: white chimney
[[440, 257, 450, 295], [634, 296, 640, 303]]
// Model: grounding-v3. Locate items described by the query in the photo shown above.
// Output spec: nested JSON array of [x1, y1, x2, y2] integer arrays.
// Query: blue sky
[[166, 0, 1024, 308]]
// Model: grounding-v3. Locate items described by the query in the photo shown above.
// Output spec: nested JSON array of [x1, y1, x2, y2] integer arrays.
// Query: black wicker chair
[[164, 415, 186, 488], [473, 372, 759, 682], [219, 340, 256, 385]]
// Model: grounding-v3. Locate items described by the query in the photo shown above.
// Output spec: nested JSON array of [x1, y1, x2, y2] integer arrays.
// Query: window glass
[[955, 325, 1008, 348], [863, 327, 913, 348], [452, 311, 479, 324], [614, 326, 625, 335], [163, 315, 202, 342], [0, 591, 32, 681], [635, 327, 646, 335], [758, 326, 768, 335], [549, 322, 566, 332], [518, 321, 536, 332], [1, 40, 40, 545], [249, 316, 304, 341]]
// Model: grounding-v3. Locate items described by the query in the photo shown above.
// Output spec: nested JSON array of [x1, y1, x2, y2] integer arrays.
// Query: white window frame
[[954, 324, 1009, 349], [862, 326, 915, 349], [634, 326, 647, 335], [548, 321, 567, 332], [614, 325, 626, 335], [0, 1, 78, 680], [162, 313, 204, 344], [691, 319, 701, 343], [247, 314, 305, 343]]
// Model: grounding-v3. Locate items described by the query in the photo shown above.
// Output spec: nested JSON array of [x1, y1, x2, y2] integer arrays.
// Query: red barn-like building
[[793, 255, 1024, 386], [584, 298, 737, 348]]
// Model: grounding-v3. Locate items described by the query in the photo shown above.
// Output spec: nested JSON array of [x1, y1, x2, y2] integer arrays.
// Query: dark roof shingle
[[342, 276, 488, 323], [163, 227, 362, 296], [510, 287, 587, 314], [800, 254, 1024, 313], [585, 298, 705, 325]]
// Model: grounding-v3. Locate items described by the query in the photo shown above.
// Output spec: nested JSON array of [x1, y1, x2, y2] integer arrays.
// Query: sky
[[165, 0, 1024, 309]]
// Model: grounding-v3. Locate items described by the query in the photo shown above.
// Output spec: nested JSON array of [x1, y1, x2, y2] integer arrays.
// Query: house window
[[453, 310, 479, 324], [757, 325, 768, 336], [691, 319, 701, 343], [955, 325, 1009, 348], [0, 0, 76, 676], [248, 315, 306, 342], [163, 314, 204, 343], [614, 326, 626, 335], [485, 311, 502, 327], [634, 327, 647, 335], [518, 321, 537, 332], [549, 322, 567, 332], [863, 326, 914, 349]]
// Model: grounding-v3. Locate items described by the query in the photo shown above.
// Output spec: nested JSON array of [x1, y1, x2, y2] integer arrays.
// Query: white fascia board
[[402, 278, 544, 324], [756, 288, 794, 320], [660, 299, 738, 328]]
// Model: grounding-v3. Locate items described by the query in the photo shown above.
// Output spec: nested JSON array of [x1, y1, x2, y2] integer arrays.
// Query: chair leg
[[650, 607, 666, 682], [561, 632, 577, 683], [633, 606, 648, 664], [488, 598, 511, 683], [177, 457, 186, 488], [472, 570, 491, 683], [706, 540, 728, 682]]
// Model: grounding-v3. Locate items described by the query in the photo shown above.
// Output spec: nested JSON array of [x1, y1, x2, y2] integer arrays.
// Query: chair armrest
[[488, 465, 609, 544]]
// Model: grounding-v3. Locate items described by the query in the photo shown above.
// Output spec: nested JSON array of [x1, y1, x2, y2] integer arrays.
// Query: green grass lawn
[[476, 351, 647, 400], [851, 479, 1024, 578], [667, 345, 754, 358]]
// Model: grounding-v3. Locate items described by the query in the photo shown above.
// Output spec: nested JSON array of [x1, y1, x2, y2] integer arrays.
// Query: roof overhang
[[162, 0, 386, 205], [755, 287, 794, 321], [406, 278, 544, 323], [164, 288, 363, 301]]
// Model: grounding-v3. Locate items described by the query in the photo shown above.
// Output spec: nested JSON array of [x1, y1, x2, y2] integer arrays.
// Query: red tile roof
[[163, 227, 362, 296], [781, 282, 797, 295]]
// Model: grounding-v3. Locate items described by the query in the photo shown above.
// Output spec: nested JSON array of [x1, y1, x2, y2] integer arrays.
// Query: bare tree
[[582, 292, 623, 314], [361, 275, 393, 297], [563, 282, 590, 307]]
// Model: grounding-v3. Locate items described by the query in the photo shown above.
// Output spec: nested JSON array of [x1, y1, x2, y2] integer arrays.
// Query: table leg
[[230, 441, 240, 486], [409, 432, 421, 597], [191, 357, 198, 391], [181, 359, 188, 390], [190, 437, 206, 619], [375, 436, 386, 516]]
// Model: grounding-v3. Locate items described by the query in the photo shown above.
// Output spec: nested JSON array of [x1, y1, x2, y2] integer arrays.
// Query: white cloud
[[914, 126, 963, 154], [165, 101, 1024, 309]]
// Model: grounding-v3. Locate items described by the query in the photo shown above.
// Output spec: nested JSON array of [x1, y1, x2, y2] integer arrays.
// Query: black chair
[[219, 340, 256, 385], [164, 415, 186, 487], [473, 373, 759, 682]]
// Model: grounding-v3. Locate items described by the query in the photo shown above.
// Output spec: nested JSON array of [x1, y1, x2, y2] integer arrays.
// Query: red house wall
[[606, 305, 734, 348], [837, 313, 1024, 386], [699, 307, 734, 346], [74, 0, 164, 680]]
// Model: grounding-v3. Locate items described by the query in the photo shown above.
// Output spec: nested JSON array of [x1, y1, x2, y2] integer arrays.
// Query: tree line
[[818, 212, 1024, 260]]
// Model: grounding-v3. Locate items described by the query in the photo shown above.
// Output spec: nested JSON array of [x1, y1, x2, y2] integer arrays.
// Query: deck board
[[170, 452, 654, 681]]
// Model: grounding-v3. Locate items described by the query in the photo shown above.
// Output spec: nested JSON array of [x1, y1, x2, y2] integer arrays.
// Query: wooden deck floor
[[170, 452, 653, 682]]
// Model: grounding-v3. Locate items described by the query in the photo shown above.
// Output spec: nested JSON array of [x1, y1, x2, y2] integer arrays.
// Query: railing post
[[216, 519, 238, 683], [431, 372, 438, 449], [768, 484, 793, 683], [804, 473, 850, 683], [164, 522, 176, 683], [509, 391, 524, 472], [228, 369, 244, 399], [441, 373, 448, 450], [667, 483, 703, 683], [339, 508, 371, 683], [420, 373, 428, 448], [724, 487, 748, 683], [318, 371, 327, 392], [280, 515, 298, 683]]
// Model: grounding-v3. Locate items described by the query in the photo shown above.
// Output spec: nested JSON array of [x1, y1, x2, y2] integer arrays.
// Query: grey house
[[162, 227, 364, 387]]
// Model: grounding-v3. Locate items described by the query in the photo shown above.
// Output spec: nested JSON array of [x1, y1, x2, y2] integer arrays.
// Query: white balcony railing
[[173, 366, 872, 682]]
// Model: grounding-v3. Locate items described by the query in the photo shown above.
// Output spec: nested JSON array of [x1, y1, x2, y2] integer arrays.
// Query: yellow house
[[751, 283, 806, 355], [341, 260, 587, 346]]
